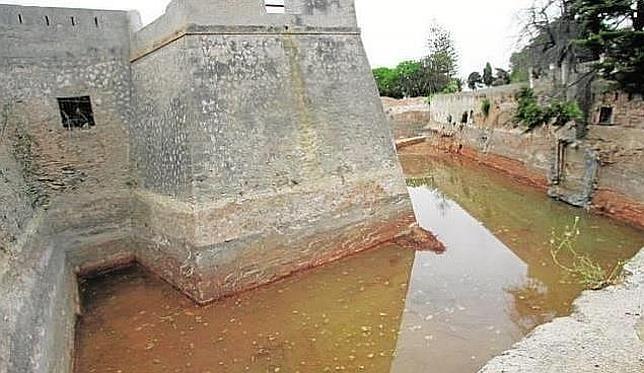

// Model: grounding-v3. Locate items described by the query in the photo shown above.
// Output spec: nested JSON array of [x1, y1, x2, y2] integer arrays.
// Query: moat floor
[[74, 154, 644, 373]]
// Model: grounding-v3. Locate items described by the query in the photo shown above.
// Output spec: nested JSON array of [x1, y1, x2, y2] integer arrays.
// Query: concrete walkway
[[480, 248, 644, 373]]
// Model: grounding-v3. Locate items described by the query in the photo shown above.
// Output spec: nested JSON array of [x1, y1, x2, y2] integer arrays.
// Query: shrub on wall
[[514, 87, 582, 131], [481, 98, 491, 117]]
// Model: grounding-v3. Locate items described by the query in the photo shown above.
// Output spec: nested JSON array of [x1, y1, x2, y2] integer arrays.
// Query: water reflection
[[392, 187, 529, 373]]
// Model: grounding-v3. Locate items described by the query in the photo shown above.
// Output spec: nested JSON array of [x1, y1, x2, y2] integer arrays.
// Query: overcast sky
[[2, 0, 533, 78]]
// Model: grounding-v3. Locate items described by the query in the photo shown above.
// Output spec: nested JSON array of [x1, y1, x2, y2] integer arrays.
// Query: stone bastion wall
[[0, 1, 414, 371]]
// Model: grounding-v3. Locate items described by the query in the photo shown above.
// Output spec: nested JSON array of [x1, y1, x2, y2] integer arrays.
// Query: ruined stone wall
[[586, 91, 644, 226]]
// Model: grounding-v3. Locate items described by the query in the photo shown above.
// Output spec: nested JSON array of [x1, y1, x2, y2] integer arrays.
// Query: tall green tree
[[426, 23, 459, 80], [483, 62, 494, 86]]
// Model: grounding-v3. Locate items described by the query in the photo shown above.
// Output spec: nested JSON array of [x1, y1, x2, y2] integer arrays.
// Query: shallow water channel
[[75, 154, 644, 373]]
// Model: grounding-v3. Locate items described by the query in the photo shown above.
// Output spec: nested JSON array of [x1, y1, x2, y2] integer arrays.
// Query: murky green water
[[75, 154, 643, 373]]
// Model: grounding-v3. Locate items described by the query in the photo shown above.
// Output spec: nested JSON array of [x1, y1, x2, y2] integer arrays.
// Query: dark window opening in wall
[[598, 107, 614, 125], [18, 14, 23, 24], [461, 112, 469, 124], [94, 17, 99, 27], [265, 0, 286, 13], [57, 96, 95, 129], [614, 92, 619, 101], [45, 16, 50, 26], [628, 93, 634, 101], [71, 16, 76, 26]]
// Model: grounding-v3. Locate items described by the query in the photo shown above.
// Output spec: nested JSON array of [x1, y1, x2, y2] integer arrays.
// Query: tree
[[372, 23, 460, 98], [483, 62, 494, 86], [442, 78, 463, 94], [509, 50, 531, 83], [573, 0, 644, 93], [517, 0, 644, 93], [492, 68, 511, 86], [467, 72, 483, 90], [426, 23, 459, 80], [395, 60, 426, 97], [373, 67, 402, 98]]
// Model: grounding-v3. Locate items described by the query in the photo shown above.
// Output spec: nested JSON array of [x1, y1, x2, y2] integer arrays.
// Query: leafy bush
[[514, 87, 582, 131], [441, 79, 462, 94], [373, 67, 403, 98], [546, 100, 583, 126], [481, 98, 491, 117], [514, 88, 548, 131]]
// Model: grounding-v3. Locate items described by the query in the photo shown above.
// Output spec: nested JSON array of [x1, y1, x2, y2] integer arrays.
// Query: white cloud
[[2, 0, 532, 78]]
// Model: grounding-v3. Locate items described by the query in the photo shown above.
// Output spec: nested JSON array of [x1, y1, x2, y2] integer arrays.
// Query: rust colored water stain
[[74, 154, 643, 373], [592, 189, 644, 230]]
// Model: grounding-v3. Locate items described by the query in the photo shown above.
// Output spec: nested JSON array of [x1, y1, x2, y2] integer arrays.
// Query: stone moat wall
[[0, 1, 413, 372], [384, 81, 644, 229]]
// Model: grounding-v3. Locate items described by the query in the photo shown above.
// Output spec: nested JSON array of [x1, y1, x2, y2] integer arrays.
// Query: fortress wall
[[129, 12, 413, 302], [0, 5, 133, 58], [2, 3, 415, 366], [0, 5, 135, 255], [129, 37, 195, 201], [188, 33, 399, 202], [131, 0, 358, 61], [0, 131, 35, 259], [427, 83, 644, 227], [0, 6, 137, 372], [183, 31, 412, 302], [586, 91, 644, 227]]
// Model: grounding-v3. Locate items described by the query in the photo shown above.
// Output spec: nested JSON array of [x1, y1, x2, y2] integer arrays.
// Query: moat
[[74, 150, 644, 373]]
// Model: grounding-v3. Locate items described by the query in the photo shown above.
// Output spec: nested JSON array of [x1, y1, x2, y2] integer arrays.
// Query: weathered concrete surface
[[480, 248, 644, 373], [0, 225, 77, 373]]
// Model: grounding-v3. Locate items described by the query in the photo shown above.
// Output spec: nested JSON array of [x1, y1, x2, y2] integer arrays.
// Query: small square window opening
[[57, 96, 96, 129]]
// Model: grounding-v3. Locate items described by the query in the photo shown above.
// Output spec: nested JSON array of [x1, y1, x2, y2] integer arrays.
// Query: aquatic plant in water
[[550, 216, 624, 290], [406, 175, 436, 188]]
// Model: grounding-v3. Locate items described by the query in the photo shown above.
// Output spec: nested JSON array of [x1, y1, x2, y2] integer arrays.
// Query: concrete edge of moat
[[479, 247, 644, 373]]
